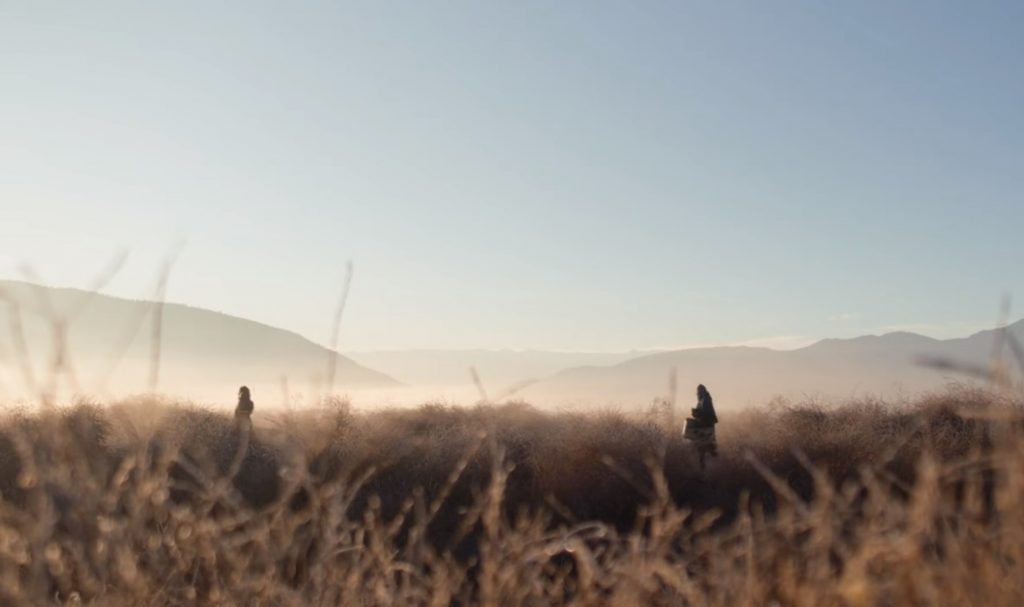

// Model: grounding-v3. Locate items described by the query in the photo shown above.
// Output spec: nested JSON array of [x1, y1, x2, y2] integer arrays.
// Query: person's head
[[697, 384, 709, 398], [238, 385, 251, 401]]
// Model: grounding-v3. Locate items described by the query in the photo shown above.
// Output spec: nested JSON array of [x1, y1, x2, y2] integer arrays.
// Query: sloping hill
[[0, 280, 400, 403], [522, 323, 1024, 408]]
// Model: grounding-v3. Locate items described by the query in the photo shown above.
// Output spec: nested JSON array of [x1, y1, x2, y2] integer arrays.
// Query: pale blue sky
[[2, 2, 1022, 351]]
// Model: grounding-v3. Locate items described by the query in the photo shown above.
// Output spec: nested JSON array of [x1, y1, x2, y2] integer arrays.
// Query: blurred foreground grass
[[0, 384, 1020, 605]]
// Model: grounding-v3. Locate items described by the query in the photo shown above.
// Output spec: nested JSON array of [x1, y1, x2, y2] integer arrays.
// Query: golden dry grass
[[0, 384, 1021, 605]]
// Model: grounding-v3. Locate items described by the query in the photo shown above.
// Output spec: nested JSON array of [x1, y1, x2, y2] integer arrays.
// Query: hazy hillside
[[521, 323, 1024, 408], [0, 281, 400, 404], [3, 280, 1020, 409]]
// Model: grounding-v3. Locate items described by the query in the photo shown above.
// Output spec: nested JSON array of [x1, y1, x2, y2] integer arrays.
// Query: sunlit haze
[[3, 2, 1022, 353]]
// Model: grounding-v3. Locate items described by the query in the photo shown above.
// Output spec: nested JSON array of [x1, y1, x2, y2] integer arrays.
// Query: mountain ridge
[[521, 320, 1024, 408], [0, 280, 401, 403], [3, 280, 1019, 408]]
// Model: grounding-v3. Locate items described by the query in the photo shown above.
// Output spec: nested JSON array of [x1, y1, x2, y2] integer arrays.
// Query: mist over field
[[3, 280, 1022, 411]]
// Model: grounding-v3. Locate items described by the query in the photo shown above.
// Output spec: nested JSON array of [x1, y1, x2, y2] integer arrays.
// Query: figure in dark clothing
[[683, 384, 718, 470], [235, 386, 254, 421]]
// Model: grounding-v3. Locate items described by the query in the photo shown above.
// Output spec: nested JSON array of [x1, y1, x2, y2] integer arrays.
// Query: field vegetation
[[0, 384, 1021, 605]]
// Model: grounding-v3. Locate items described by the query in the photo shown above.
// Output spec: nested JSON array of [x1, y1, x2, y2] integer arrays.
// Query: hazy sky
[[2, 2, 1022, 351]]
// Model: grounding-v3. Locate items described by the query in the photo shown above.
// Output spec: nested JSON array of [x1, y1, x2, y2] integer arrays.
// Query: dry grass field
[[0, 384, 1021, 605]]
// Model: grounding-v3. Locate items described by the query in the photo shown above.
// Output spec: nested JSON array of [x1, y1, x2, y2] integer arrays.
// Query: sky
[[1, 1, 1022, 352]]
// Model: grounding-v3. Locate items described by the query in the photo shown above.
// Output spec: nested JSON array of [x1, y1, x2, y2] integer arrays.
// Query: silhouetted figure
[[235, 385, 254, 421], [683, 384, 718, 470]]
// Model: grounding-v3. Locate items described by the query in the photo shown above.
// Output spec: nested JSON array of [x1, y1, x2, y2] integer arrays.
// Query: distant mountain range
[[517, 324, 1024, 408], [1, 280, 1018, 409], [0, 281, 400, 404]]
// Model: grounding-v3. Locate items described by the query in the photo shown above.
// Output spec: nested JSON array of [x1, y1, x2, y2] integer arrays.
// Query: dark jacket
[[692, 393, 718, 426]]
